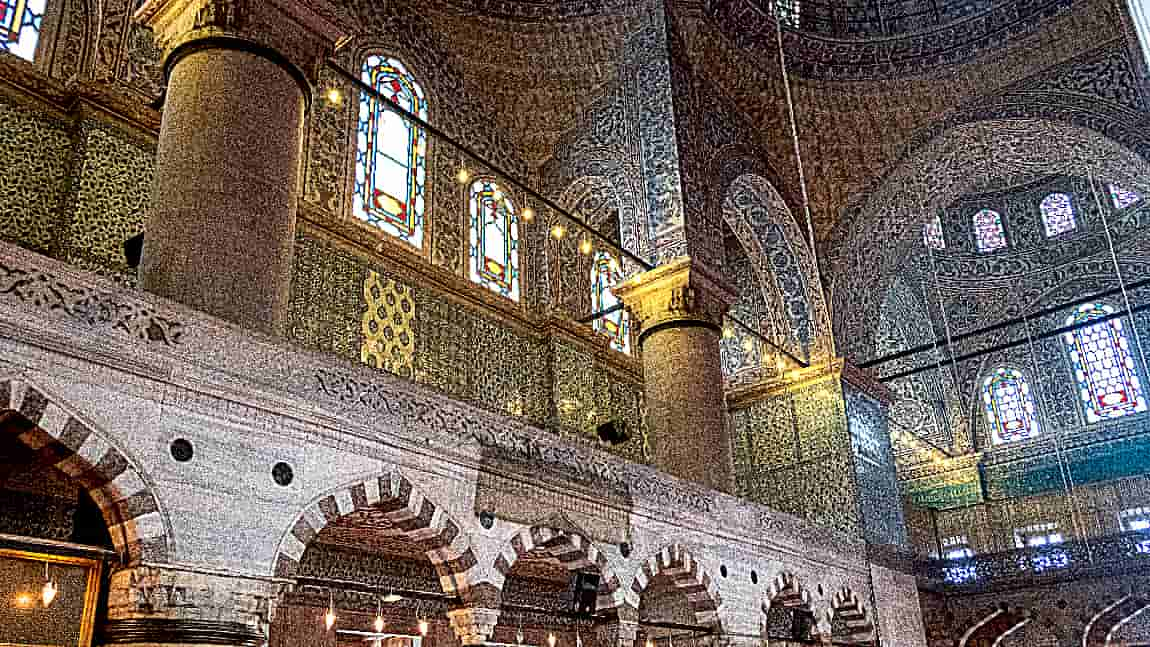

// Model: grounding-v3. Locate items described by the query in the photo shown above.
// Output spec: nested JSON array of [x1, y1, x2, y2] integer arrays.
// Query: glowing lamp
[[419, 620, 430, 636], [41, 580, 57, 607], [324, 609, 337, 631], [375, 614, 385, 634], [548, 633, 557, 647]]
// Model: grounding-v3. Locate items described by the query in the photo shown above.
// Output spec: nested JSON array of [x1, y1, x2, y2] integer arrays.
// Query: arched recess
[[625, 544, 723, 630], [959, 608, 1030, 647], [829, 118, 1150, 364], [761, 572, 814, 642], [548, 176, 628, 315], [1083, 594, 1150, 647], [0, 376, 170, 562], [491, 525, 624, 610], [721, 172, 834, 363], [271, 470, 478, 600], [827, 586, 874, 645]]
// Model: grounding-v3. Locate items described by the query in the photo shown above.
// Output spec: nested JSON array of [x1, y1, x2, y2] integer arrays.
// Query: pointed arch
[[1063, 303, 1148, 423], [959, 608, 1029, 647], [626, 544, 722, 628], [1082, 594, 1150, 647], [981, 367, 1041, 445], [490, 526, 623, 610], [764, 571, 810, 610], [271, 470, 479, 600], [1040, 192, 1077, 237], [0, 376, 170, 562], [468, 178, 521, 302]]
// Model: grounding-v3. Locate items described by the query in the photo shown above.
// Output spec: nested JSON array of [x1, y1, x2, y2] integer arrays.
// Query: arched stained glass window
[[923, 215, 945, 250], [973, 209, 1007, 252], [1, 0, 46, 61], [1063, 304, 1148, 423], [591, 251, 630, 354], [1109, 183, 1142, 210], [983, 368, 1041, 445], [469, 179, 520, 302], [354, 55, 428, 249], [1040, 193, 1077, 237]]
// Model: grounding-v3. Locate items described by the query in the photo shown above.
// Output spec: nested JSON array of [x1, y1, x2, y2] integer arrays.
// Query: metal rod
[[325, 60, 655, 274], [879, 301, 1150, 382], [858, 276, 1150, 369]]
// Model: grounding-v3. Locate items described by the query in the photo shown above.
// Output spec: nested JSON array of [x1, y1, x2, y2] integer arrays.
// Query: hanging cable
[[772, 0, 827, 357], [925, 242, 969, 451]]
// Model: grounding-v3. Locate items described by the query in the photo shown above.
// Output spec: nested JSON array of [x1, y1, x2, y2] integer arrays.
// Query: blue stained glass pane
[[973, 209, 1007, 252], [1040, 193, 1077, 237], [0, 0, 45, 61], [1064, 304, 1149, 423], [923, 215, 945, 250], [1109, 183, 1142, 209], [354, 55, 428, 249], [983, 368, 1041, 445], [591, 251, 630, 354], [468, 179, 520, 302]]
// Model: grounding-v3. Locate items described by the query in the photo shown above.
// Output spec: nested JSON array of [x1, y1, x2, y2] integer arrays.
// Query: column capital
[[613, 256, 737, 338], [135, 0, 355, 87], [104, 564, 288, 645], [447, 607, 501, 646]]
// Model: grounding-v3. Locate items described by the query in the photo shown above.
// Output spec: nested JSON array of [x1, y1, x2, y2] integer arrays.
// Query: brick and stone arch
[[492, 526, 624, 611], [272, 470, 479, 600], [625, 544, 722, 628], [1083, 594, 1150, 647], [764, 571, 811, 611], [959, 607, 1030, 647], [0, 376, 170, 562], [826, 586, 874, 644]]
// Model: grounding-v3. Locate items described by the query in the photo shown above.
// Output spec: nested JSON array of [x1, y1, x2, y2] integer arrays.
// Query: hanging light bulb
[[419, 619, 430, 636], [551, 224, 567, 240], [324, 87, 343, 106], [457, 166, 472, 184], [646, 639, 654, 647], [548, 633, 557, 647], [516, 625, 525, 645], [579, 238, 593, 255], [375, 597, 385, 634], [576, 630, 583, 647], [41, 563, 57, 607], [522, 206, 535, 222], [324, 590, 337, 631]]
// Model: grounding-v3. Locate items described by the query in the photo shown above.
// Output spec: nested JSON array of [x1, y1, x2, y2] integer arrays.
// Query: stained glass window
[[1040, 192, 1077, 237], [973, 209, 1007, 252], [982, 368, 1041, 445], [591, 251, 630, 354], [923, 215, 945, 250], [1063, 303, 1148, 423], [1109, 183, 1142, 209], [469, 179, 520, 302], [354, 55, 428, 249], [1, 0, 46, 61]]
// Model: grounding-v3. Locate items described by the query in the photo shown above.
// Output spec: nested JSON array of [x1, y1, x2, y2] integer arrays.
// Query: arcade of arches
[[4, 0, 1150, 646]]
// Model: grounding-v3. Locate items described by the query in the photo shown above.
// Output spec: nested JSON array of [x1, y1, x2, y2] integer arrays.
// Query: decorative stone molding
[[106, 565, 288, 641], [595, 618, 638, 647], [134, 0, 355, 85], [613, 256, 737, 337], [446, 606, 501, 646]]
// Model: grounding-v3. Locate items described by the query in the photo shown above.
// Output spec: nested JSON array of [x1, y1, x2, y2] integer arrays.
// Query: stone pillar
[[134, 0, 352, 334], [613, 256, 737, 492], [447, 607, 501, 646], [103, 565, 287, 646], [594, 606, 638, 647]]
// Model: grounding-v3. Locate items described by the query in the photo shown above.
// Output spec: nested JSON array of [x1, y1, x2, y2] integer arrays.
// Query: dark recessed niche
[[750, 570, 758, 584], [619, 542, 632, 558], [478, 510, 495, 529], [817, 584, 824, 597], [272, 462, 294, 486], [169, 438, 193, 462], [720, 564, 728, 578]]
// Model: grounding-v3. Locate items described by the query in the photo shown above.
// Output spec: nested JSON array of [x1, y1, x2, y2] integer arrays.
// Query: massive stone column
[[103, 565, 287, 647], [134, 0, 351, 334], [614, 257, 737, 492]]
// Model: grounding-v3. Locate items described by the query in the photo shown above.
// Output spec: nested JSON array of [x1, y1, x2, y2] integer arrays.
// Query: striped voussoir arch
[[625, 544, 722, 627], [829, 586, 874, 644], [273, 471, 478, 599], [493, 526, 623, 610], [765, 572, 810, 610], [0, 377, 169, 562]]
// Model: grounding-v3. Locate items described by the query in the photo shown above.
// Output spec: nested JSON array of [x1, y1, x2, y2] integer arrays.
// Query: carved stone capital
[[106, 565, 288, 642], [447, 607, 501, 646], [613, 256, 737, 338], [595, 619, 639, 647], [134, 0, 355, 86]]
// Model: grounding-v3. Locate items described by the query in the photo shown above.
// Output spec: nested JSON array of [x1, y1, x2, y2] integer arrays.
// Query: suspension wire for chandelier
[[919, 278, 952, 459], [1089, 170, 1150, 403], [771, 0, 827, 335], [924, 242, 971, 453], [325, 59, 810, 369]]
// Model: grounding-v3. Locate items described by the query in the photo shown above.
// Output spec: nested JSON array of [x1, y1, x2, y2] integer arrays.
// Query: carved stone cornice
[[134, 0, 355, 85], [612, 256, 737, 336]]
